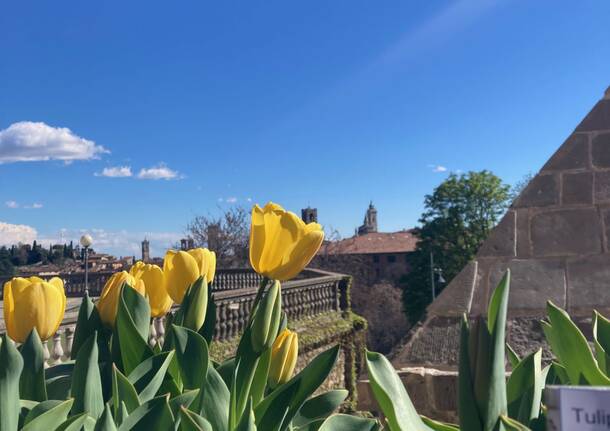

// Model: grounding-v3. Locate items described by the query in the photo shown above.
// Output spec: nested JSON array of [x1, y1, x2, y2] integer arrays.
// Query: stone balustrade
[[0, 268, 351, 367]]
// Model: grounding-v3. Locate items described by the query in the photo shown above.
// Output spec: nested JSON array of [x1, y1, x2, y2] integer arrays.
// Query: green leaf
[[235, 398, 257, 431], [19, 328, 47, 402], [114, 285, 154, 375], [198, 363, 230, 431], [593, 311, 610, 375], [420, 416, 459, 431], [292, 390, 348, 428], [94, 404, 118, 431], [499, 415, 532, 431], [484, 270, 510, 431], [216, 357, 236, 388], [231, 326, 260, 428], [179, 406, 213, 431], [545, 362, 569, 386], [458, 316, 482, 431], [46, 375, 72, 400], [127, 350, 175, 403], [171, 325, 209, 390], [255, 345, 340, 431], [168, 389, 200, 418], [317, 414, 380, 431], [117, 394, 174, 431], [506, 343, 521, 369], [506, 349, 543, 424], [0, 333, 24, 431], [71, 332, 105, 419], [544, 301, 610, 385], [250, 347, 271, 407], [22, 399, 74, 431], [71, 292, 102, 360], [56, 412, 95, 431], [112, 365, 140, 415], [116, 401, 129, 427], [364, 350, 430, 431]]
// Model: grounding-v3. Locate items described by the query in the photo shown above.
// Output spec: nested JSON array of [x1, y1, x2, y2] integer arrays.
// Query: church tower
[[301, 207, 318, 224], [357, 202, 378, 235], [141, 238, 150, 262]]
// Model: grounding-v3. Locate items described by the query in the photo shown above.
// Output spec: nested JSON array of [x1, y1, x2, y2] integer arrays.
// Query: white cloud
[[226, 197, 238, 203], [428, 164, 448, 173], [137, 164, 181, 180], [0, 221, 37, 245], [38, 228, 182, 258], [5, 201, 44, 209], [0, 121, 107, 163], [95, 166, 133, 178]]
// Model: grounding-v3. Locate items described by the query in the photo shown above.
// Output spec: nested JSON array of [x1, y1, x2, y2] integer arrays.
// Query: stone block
[[428, 371, 458, 412], [531, 209, 602, 256], [478, 210, 516, 257], [595, 171, 610, 203], [515, 209, 531, 258], [567, 254, 610, 313], [513, 174, 559, 208], [592, 132, 610, 168], [575, 99, 610, 132], [541, 133, 589, 171], [603, 209, 610, 252], [488, 259, 566, 312], [562, 172, 593, 205]]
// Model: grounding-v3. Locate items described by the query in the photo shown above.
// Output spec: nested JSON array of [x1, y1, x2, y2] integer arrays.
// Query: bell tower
[[141, 238, 150, 262]]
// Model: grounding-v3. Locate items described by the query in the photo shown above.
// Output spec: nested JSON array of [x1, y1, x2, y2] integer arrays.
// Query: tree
[[185, 206, 250, 267], [401, 170, 511, 324]]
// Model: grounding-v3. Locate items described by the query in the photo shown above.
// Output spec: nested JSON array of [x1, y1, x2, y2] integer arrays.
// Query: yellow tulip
[[163, 250, 201, 303], [187, 248, 217, 283], [97, 271, 145, 327], [249, 202, 324, 280], [3, 276, 66, 343], [268, 329, 299, 388], [130, 261, 173, 318]]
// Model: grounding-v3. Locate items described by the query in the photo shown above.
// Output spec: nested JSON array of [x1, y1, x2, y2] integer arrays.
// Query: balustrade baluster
[[64, 326, 74, 359], [155, 317, 165, 347], [42, 340, 51, 368], [149, 320, 157, 348], [51, 331, 64, 365]]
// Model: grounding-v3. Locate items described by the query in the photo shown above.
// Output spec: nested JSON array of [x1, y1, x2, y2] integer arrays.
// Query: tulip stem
[[248, 277, 270, 326]]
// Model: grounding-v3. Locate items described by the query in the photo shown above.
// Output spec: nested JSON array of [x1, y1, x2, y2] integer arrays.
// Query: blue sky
[[1, 0, 609, 257]]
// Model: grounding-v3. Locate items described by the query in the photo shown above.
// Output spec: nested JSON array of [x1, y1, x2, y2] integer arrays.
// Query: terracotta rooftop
[[320, 230, 418, 255]]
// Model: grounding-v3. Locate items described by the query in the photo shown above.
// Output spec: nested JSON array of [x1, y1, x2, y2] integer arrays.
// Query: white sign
[[546, 386, 610, 430]]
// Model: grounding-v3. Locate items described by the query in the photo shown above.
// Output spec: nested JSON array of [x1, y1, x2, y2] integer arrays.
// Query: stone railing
[[0, 268, 351, 367]]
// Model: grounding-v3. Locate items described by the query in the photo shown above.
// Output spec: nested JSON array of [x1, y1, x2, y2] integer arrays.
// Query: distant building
[[180, 238, 194, 251], [141, 239, 150, 262], [311, 202, 417, 284], [356, 202, 378, 236], [301, 207, 318, 224]]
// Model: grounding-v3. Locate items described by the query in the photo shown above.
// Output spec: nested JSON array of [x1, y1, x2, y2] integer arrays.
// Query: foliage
[[185, 206, 249, 268], [0, 279, 375, 430], [401, 170, 511, 324], [367, 270, 541, 430]]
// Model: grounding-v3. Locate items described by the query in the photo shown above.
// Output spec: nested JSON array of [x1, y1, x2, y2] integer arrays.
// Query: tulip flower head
[[249, 202, 324, 281], [3, 276, 66, 343], [269, 329, 299, 388], [130, 261, 173, 318], [164, 248, 216, 304], [97, 271, 145, 327]]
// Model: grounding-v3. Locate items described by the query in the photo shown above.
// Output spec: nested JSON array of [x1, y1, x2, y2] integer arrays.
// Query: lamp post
[[429, 252, 445, 300], [80, 234, 93, 296]]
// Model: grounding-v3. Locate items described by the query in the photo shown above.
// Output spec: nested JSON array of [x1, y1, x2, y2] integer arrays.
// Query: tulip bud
[[96, 271, 145, 328], [269, 329, 298, 388], [182, 276, 208, 332], [250, 280, 282, 353], [130, 261, 173, 318]]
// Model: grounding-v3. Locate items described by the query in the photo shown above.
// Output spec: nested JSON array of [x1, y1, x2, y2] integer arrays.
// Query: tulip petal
[[260, 211, 301, 275], [272, 230, 325, 281], [3, 279, 17, 342], [164, 250, 200, 304], [207, 251, 216, 283], [249, 205, 266, 274]]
